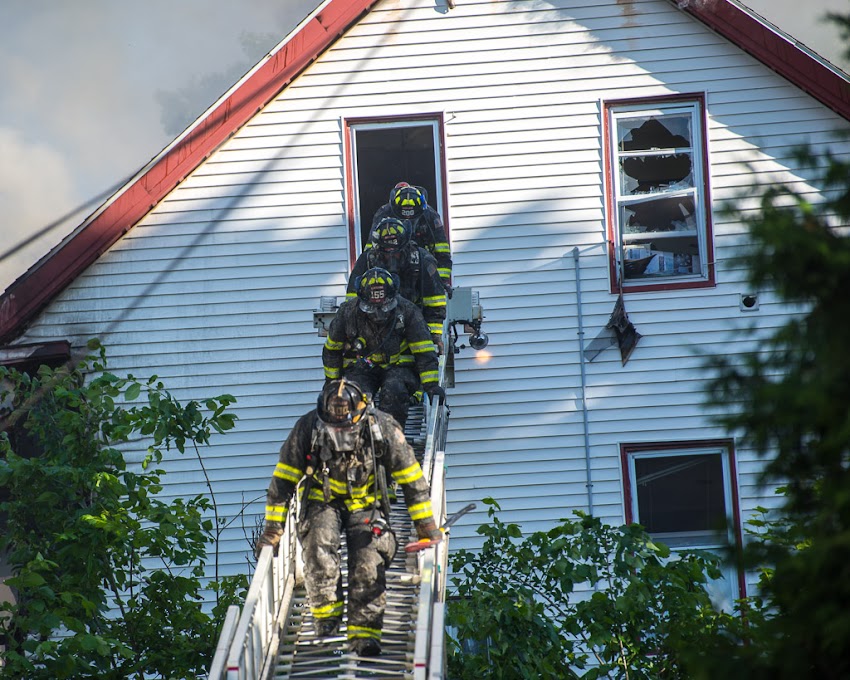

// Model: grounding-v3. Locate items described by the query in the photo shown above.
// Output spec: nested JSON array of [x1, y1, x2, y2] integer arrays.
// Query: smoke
[[0, 0, 319, 293]]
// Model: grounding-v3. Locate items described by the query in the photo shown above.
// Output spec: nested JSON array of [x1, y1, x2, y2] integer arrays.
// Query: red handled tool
[[404, 502, 476, 553]]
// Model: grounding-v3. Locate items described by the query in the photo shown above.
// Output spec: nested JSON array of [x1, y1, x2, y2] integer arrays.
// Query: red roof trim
[[0, 0, 379, 344], [672, 0, 850, 119]]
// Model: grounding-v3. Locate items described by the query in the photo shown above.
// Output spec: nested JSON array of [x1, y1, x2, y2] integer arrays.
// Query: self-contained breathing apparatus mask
[[316, 378, 369, 450], [354, 267, 400, 323]]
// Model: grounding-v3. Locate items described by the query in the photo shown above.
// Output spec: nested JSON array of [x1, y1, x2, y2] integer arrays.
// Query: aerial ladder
[[209, 289, 486, 680]]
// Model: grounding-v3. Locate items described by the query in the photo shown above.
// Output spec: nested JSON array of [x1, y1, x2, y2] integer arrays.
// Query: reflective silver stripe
[[392, 463, 423, 484], [408, 500, 433, 520], [273, 463, 302, 483], [265, 505, 287, 522]]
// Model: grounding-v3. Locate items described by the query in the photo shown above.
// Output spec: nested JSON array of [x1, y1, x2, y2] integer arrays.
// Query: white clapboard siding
[[12, 0, 850, 594]]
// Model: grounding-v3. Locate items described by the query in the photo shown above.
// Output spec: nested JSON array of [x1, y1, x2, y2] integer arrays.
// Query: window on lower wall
[[605, 96, 715, 293], [621, 440, 743, 609]]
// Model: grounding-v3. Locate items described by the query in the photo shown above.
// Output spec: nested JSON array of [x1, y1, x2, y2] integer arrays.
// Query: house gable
[[0, 0, 848, 346]]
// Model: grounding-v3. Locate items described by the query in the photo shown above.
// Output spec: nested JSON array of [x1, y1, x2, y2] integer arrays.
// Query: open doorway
[[345, 115, 447, 264]]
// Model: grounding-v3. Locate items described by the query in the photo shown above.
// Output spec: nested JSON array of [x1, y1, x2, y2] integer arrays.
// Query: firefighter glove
[[431, 334, 444, 355], [417, 520, 443, 542], [425, 384, 445, 404], [254, 530, 282, 560]]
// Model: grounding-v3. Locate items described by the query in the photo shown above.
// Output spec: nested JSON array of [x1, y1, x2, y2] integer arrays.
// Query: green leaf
[[124, 382, 142, 402]]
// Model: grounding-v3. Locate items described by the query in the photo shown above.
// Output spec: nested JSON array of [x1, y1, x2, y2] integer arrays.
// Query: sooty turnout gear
[[322, 294, 439, 428], [257, 404, 436, 656]]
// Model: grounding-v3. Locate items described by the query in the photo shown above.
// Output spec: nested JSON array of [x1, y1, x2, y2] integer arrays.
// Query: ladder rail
[[214, 505, 298, 680]]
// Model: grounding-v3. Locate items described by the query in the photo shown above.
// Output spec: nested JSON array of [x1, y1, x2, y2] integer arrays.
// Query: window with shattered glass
[[608, 99, 713, 290]]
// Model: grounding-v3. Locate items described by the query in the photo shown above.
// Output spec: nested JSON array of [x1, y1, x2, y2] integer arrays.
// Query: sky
[[1, 0, 848, 294]]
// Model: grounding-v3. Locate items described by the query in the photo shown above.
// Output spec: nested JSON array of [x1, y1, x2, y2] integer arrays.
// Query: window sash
[[626, 446, 735, 549], [609, 101, 708, 287]]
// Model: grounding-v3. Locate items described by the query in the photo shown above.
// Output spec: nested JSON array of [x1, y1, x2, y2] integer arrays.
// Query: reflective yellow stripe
[[265, 505, 287, 522], [345, 292, 357, 299], [434, 243, 450, 253], [273, 463, 303, 483], [422, 295, 446, 307], [324, 366, 340, 378], [348, 625, 382, 640], [410, 340, 434, 353], [313, 601, 344, 619], [438, 268, 451, 277], [408, 500, 433, 521], [428, 323, 443, 334], [397, 355, 415, 365], [345, 495, 378, 511], [326, 476, 374, 496], [392, 463, 423, 485], [420, 370, 438, 384], [324, 337, 344, 350]]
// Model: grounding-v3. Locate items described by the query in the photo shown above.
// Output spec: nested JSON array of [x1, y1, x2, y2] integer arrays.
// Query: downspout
[[572, 247, 594, 516]]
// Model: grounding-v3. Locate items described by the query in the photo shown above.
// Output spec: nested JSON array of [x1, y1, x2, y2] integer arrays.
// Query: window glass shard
[[620, 153, 693, 195], [618, 115, 692, 151]]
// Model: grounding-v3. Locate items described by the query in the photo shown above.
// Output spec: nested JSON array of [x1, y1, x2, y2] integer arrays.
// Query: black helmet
[[390, 183, 425, 220], [354, 267, 399, 321], [370, 217, 412, 253], [317, 378, 368, 427]]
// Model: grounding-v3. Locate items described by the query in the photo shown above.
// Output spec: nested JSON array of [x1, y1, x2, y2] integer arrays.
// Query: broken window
[[607, 99, 714, 291]]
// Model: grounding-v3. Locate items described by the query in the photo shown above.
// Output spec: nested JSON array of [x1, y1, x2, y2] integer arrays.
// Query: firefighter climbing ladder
[[209, 396, 450, 680], [208, 289, 482, 680]]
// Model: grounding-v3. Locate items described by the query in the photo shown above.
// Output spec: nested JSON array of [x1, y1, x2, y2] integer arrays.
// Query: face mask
[[358, 296, 398, 322], [320, 419, 362, 451], [377, 249, 404, 272]]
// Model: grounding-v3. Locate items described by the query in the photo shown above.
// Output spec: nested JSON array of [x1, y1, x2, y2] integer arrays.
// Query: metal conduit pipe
[[571, 247, 594, 516]]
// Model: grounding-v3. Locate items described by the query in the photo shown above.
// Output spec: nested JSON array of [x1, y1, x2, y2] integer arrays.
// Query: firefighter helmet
[[370, 217, 412, 253], [390, 184, 425, 220], [354, 267, 399, 320], [317, 378, 368, 427]]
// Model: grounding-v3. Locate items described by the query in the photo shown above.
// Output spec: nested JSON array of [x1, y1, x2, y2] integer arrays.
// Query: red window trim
[[603, 93, 716, 294], [620, 438, 746, 599], [342, 113, 449, 269]]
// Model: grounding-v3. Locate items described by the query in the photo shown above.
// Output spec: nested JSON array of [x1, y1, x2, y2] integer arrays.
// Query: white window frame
[[622, 440, 743, 609], [345, 116, 446, 263], [606, 96, 715, 293]]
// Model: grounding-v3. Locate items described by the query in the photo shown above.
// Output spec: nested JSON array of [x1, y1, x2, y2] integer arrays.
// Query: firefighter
[[347, 217, 447, 353], [369, 182, 452, 289], [254, 378, 443, 657], [324, 267, 444, 429]]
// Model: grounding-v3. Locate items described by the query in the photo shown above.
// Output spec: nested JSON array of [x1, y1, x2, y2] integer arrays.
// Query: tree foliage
[[689, 135, 850, 678], [447, 499, 729, 679], [0, 340, 247, 679]]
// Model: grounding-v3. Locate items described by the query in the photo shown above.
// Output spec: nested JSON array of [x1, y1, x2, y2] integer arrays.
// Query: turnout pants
[[298, 501, 397, 643], [343, 364, 419, 428]]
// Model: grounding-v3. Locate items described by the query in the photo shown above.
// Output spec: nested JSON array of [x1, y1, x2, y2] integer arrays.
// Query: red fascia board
[[0, 0, 379, 345], [675, 0, 850, 119]]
